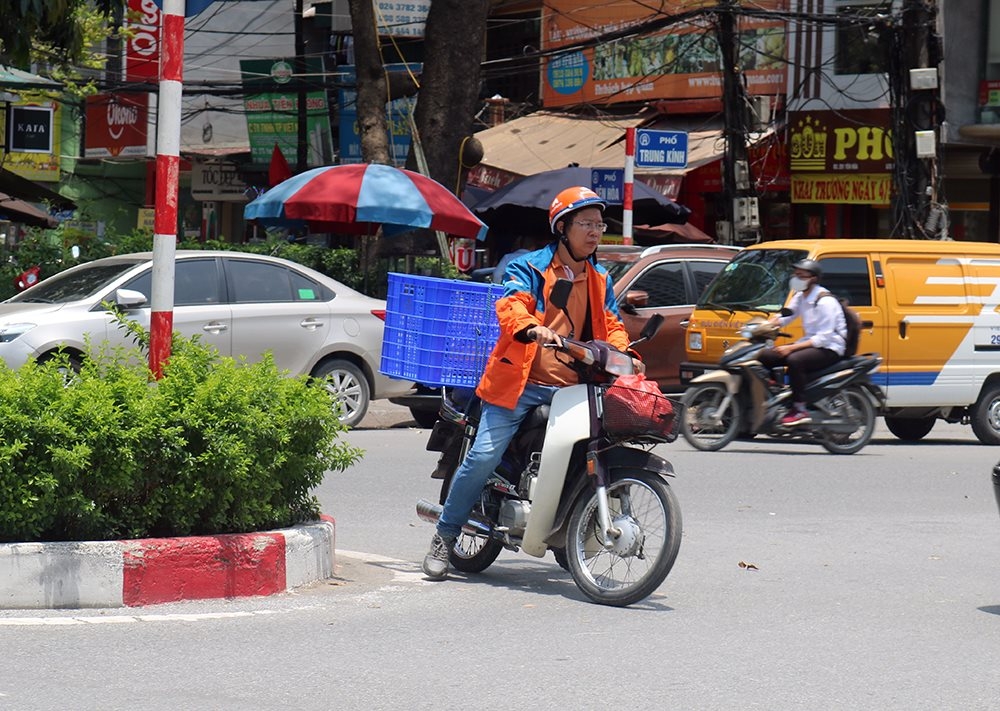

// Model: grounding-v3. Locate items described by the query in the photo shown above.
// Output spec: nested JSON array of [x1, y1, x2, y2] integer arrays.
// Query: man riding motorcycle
[[758, 258, 847, 426], [421, 186, 643, 579]]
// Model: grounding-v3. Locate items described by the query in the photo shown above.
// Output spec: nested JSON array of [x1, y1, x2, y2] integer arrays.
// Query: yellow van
[[681, 238, 1000, 445]]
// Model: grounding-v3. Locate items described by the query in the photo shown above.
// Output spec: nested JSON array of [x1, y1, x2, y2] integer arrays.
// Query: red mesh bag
[[601, 373, 679, 442]]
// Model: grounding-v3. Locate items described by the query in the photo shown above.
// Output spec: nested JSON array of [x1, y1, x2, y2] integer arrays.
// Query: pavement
[[0, 401, 423, 611]]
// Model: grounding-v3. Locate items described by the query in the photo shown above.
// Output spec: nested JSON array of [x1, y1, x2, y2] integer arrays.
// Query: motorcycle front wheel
[[565, 471, 682, 607], [819, 386, 876, 454], [681, 383, 741, 451]]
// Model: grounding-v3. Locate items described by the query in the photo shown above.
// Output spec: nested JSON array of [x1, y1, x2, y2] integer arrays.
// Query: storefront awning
[[0, 65, 61, 91], [469, 111, 778, 199], [471, 111, 645, 178], [0, 193, 57, 228], [0, 168, 74, 210]]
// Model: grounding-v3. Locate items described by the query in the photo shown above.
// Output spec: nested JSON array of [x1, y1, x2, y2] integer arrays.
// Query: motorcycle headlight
[[0, 323, 36, 343], [603, 349, 635, 376]]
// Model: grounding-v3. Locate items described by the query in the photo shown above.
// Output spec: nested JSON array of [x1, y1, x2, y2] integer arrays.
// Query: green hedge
[[0, 320, 361, 543]]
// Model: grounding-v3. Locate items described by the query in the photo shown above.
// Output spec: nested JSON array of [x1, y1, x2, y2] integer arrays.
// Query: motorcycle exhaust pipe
[[416, 499, 493, 536]]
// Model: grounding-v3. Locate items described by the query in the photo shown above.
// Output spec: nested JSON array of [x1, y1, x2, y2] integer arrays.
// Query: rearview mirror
[[549, 278, 573, 310], [640, 313, 664, 341], [114, 288, 148, 309]]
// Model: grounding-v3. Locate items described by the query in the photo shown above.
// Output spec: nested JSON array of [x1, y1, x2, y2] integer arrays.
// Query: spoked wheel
[[551, 547, 570, 572], [819, 386, 876, 454], [565, 470, 682, 607], [450, 531, 503, 573], [681, 383, 741, 451], [438, 471, 504, 574]]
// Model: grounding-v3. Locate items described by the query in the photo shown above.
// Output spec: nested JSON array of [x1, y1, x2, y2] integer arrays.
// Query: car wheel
[[312, 359, 370, 428], [971, 383, 1000, 445], [883, 415, 935, 441]]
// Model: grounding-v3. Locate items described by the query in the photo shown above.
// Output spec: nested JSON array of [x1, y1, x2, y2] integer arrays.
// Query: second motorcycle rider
[[758, 258, 847, 426], [422, 186, 644, 579]]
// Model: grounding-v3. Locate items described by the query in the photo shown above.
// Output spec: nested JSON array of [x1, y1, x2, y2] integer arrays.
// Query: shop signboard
[[191, 162, 248, 201], [788, 108, 893, 205], [84, 93, 149, 158], [541, 0, 787, 108], [125, 0, 159, 83], [240, 58, 333, 168], [337, 63, 420, 166], [373, 1, 429, 37], [0, 101, 60, 181]]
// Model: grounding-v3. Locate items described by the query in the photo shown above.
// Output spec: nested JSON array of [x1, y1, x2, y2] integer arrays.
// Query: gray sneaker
[[422, 532, 456, 579]]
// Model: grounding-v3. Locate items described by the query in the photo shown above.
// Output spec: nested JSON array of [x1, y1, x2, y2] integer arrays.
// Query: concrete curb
[[0, 515, 336, 610]]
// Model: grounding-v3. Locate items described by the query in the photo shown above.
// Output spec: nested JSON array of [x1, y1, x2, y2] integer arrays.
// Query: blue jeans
[[436, 383, 558, 539]]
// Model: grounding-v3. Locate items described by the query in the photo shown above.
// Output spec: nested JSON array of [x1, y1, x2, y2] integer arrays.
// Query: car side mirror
[[114, 288, 148, 310], [624, 289, 649, 309]]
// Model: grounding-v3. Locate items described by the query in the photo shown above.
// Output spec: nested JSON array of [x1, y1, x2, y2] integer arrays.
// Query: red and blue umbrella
[[244, 163, 488, 241]]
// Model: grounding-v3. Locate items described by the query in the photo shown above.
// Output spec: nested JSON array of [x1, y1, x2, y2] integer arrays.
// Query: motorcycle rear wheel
[[565, 470, 682, 607], [680, 383, 741, 451], [819, 386, 876, 454], [450, 532, 503, 573], [439, 474, 505, 573]]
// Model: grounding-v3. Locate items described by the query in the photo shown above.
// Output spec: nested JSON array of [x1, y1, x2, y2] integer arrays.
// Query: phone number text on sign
[[375, 1, 430, 37]]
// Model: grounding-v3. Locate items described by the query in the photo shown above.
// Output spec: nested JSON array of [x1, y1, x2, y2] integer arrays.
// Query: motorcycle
[[418, 279, 683, 607], [680, 317, 884, 455]]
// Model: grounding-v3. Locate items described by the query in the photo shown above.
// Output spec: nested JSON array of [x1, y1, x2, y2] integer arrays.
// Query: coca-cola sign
[[125, 0, 159, 83], [84, 93, 149, 158]]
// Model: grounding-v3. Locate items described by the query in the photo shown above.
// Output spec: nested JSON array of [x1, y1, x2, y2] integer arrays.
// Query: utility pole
[[717, 0, 759, 245], [892, 0, 941, 238], [294, 0, 309, 172]]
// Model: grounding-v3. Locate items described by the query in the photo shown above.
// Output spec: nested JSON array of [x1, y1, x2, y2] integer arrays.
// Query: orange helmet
[[548, 186, 606, 234]]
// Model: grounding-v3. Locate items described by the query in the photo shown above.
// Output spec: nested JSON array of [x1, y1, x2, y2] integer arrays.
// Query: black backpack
[[821, 293, 861, 357]]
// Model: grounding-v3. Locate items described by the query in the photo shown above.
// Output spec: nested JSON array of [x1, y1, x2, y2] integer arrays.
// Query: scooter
[[418, 279, 683, 607], [680, 318, 884, 455]]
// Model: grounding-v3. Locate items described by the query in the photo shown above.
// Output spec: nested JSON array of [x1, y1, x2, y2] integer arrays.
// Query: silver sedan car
[[0, 250, 413, 427]]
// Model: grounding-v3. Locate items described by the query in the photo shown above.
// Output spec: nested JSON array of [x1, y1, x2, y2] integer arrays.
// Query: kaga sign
[[8, 106, 53, 153]]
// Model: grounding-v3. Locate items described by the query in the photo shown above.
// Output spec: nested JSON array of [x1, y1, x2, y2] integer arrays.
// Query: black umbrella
[[471, 166, 690, 238]]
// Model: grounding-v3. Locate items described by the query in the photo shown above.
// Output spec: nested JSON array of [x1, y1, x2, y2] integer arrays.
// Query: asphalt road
[[2, 405, 999, 710]]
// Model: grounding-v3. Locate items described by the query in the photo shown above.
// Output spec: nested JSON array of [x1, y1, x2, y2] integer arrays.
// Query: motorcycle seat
[[811, 353, 878, 378]]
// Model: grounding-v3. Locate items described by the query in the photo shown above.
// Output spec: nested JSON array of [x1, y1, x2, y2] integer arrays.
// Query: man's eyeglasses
[[572, 220, 608, 233]]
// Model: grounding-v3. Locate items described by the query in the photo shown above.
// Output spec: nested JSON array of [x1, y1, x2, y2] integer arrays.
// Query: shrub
[[0, 320, 361, 542]]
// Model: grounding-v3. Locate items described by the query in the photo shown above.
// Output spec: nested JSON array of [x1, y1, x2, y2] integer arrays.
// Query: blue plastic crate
[[380, 273, 503, 388]]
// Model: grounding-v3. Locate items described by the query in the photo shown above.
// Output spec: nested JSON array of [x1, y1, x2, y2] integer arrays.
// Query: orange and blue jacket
[[476, 243, 633, 410]]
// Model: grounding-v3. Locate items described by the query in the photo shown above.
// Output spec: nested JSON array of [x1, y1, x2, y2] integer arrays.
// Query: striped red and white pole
[[149, 0, 185, 378], [623, 127, 635, 246]]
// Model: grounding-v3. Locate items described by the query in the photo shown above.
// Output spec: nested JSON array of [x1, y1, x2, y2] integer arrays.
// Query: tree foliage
[[346, 0, 490, 258], [0, 0, 115, 69]]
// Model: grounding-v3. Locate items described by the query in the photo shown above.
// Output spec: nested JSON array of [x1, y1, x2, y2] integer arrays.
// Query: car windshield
[[7, 260, 145, 304], [597, 257, 635, 282], [697, 248, 808, 312]]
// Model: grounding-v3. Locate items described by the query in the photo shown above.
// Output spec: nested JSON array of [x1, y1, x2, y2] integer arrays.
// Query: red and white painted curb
[[0, 515, 336, 609]]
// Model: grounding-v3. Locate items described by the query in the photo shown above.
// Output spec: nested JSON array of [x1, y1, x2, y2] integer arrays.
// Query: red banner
[[84, 94, 149, 158], [126, 0, 160, 83]]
